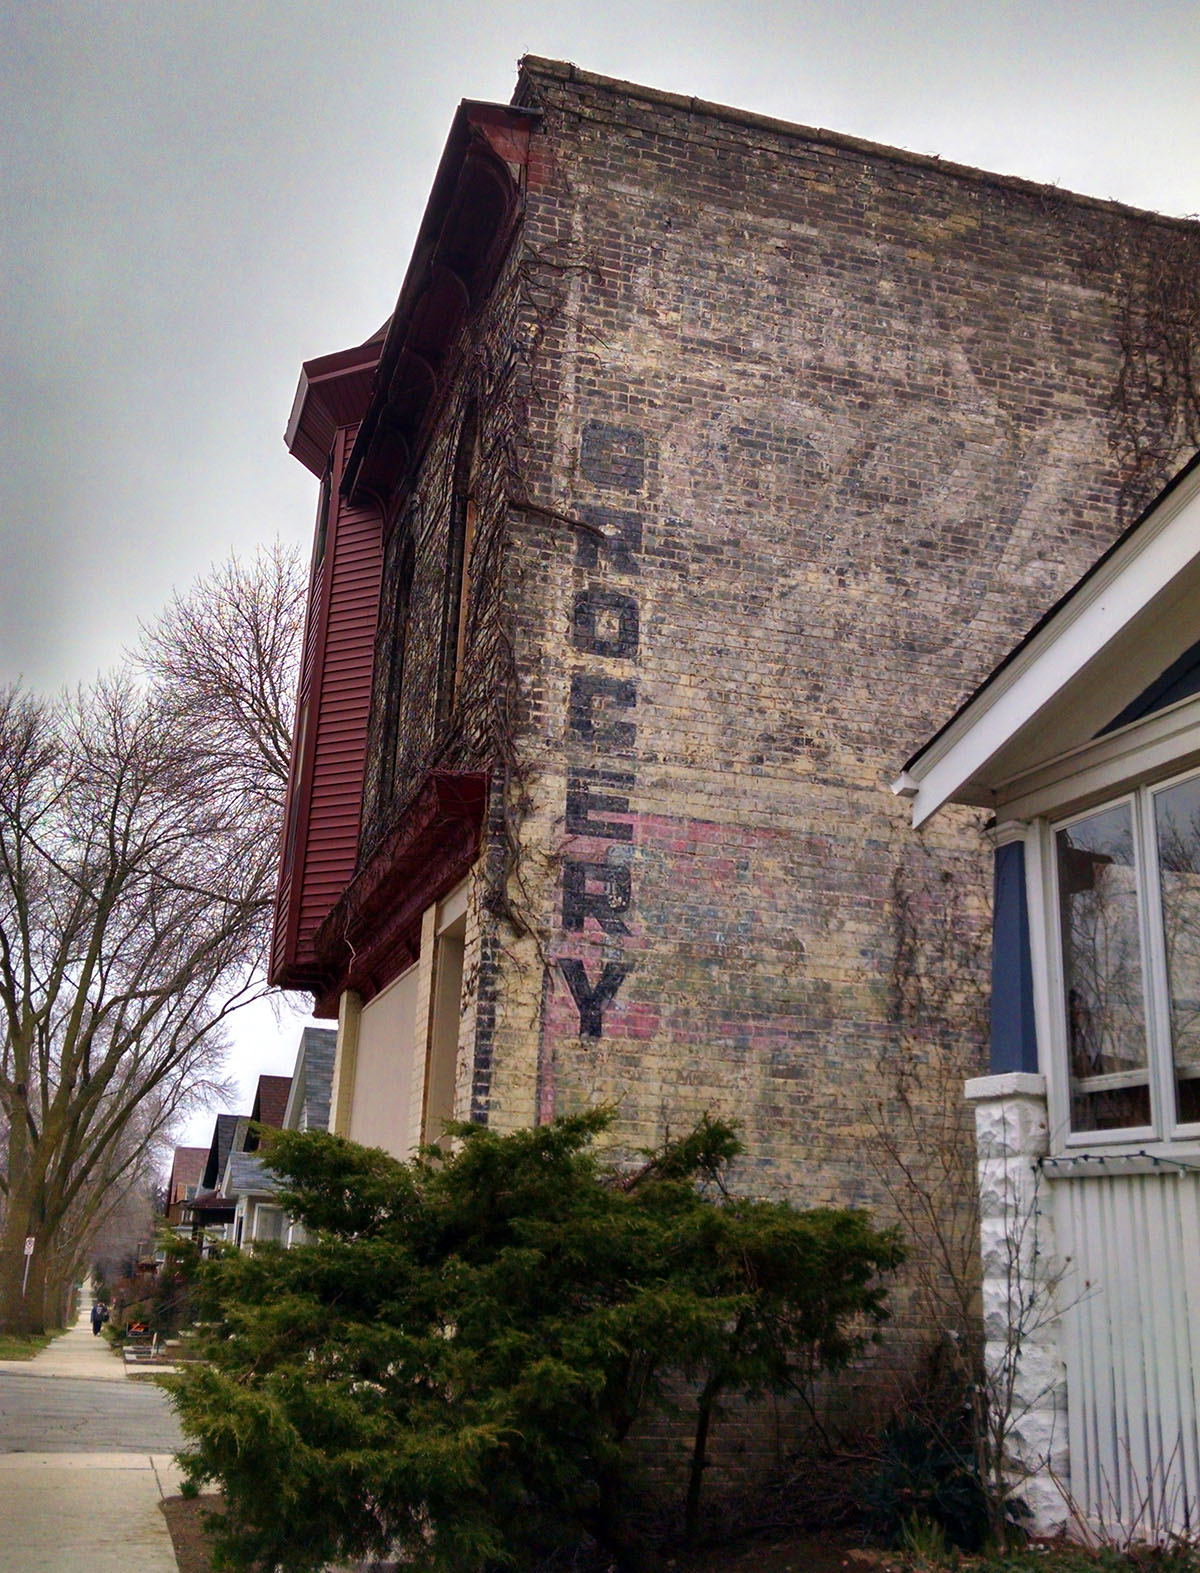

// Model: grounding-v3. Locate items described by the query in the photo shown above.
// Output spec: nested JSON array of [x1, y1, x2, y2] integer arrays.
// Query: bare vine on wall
[[866, 835, 993, 1513], [1092, 222, 1200, 515], [872, 838, 991, 1346], [470, 226, 610, 953]]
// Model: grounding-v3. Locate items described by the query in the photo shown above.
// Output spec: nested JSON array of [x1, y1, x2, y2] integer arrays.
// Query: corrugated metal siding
[[1057, 1171, 1200, 1535], [295, 493, 382, 952]]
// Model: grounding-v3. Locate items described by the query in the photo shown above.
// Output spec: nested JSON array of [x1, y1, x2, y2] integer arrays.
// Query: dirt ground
[[160, 1496, 885, 1573], [161, 1495, 220, 1573]]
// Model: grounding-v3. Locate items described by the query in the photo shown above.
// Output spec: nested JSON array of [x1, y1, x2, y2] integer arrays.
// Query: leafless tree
[[137, 541, 306, 841], [0, 542, 306, 1332]]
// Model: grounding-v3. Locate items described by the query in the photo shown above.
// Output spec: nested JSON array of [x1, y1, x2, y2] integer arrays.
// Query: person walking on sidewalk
[[90, 1300, 106, 1336]]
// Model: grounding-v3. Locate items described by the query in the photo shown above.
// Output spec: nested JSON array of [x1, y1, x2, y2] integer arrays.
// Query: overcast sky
[[4, 0, 1199, 1143]]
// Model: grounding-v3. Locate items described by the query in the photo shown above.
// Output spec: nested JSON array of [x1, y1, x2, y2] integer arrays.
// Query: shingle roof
[[202, 1114, 240, 1190], [252, 1075, 292, 1131], [221, 1150, 279, 1200], [295, 1027, 337, 1134], [167, 1147, 207, 1200]]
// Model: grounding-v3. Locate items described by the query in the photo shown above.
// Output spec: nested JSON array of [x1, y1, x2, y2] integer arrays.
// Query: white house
[[896, 450, 1200, 1538]]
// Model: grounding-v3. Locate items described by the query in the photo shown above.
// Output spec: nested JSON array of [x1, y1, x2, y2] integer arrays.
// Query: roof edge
[[896, 447, 1200, 825], [518, 55, 1200, 229]]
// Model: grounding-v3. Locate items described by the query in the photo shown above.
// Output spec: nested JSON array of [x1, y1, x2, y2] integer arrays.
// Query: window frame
[[436, 407, 478, 725], [1040, 760, 1200, 1153], [378, 525, 416, 809]]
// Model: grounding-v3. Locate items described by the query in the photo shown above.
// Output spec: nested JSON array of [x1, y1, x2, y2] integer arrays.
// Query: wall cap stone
[[965, 1072, 1047, 1102]]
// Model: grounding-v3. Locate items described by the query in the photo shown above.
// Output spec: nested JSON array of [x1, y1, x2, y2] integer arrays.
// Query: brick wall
[[450, 61, 1200, 1392], [354, 60, 1198, 1443], [359, 236, 523, 860]]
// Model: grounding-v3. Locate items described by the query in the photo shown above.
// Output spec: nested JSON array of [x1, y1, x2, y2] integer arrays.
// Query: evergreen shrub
[[170, 1111, 902, 1572]]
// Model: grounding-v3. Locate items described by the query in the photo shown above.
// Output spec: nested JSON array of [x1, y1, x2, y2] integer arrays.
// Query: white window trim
[[1033, 760, 1200, 1157], [997, 691, 1200, 825]]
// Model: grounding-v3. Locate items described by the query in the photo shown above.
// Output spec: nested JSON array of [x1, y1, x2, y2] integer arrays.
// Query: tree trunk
[[591, 1460, 659, 1573], [0, 1175, 50, 1334], [685, 1372, 723, 1545], [42, 1251, 79, 1331], [0, 1225, 46, 1334]]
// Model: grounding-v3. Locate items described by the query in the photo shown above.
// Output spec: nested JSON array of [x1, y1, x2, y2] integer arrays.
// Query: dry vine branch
[[1089, 222, 1200, 514]]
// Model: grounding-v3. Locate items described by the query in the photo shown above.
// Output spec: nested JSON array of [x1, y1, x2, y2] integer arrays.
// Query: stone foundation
[[965, 1072, 1070, 1536]]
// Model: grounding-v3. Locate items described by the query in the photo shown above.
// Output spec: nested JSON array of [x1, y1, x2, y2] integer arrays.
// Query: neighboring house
[[249, 1074, 292, 1134], [269, 55, 1200, 1417], [164, 1146, 207, 1227], [896, 452, 1200, 1536], [215, 1037, 339, 1252], [280, 1026, 338, 1245], [221, 1147, 287, 1250], [180, 1113, 239, 1250], [281, 1026, 337, 1137], [218, 1075, 293, 1251]]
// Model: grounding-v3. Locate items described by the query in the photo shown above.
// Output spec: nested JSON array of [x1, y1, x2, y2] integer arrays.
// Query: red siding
[[270, 412, 383, 993]]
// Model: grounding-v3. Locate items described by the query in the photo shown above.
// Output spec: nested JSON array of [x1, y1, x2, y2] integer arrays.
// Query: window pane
[[1154, 776, 1200, 1124], [1057, 803, 1150, 1131]]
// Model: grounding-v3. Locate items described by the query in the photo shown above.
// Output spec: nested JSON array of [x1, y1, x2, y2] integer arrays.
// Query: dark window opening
[[380, 530, 416, 807], [437, 408, 479, 724], [283, 699, 309, 873]]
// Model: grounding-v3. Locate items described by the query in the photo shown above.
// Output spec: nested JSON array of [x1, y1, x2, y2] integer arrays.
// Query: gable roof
[[894, 449, 1200, 825], [282, 1026, 337, 1134], [167, 1147, 207, 1199], [201, 1113, 240, 1191], [251, 1075, 292, 1131]]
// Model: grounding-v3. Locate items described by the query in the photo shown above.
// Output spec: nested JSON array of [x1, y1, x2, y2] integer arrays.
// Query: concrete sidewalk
[[0, 1297, 127, 1382], [0, 1451, 182, 1572], [0, 1295, 183, 1570]]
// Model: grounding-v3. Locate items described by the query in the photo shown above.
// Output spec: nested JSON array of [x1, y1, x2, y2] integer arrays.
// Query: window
[[282, 698, 309, 869], [253, 1207, 285, 1244], [437, 409, 478, 723], [311, 466, 332, 576], [379, 530, 415, 806], [1050, 765, 1200, 1142]]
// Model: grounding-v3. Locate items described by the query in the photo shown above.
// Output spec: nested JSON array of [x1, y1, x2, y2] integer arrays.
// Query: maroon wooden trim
[[343, 101, 539, 506], [309, 770, 488, 1011], [286, 340, 381, 478]]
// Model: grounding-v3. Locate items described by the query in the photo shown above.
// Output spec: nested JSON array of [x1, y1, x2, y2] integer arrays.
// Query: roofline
[[282, 1026, 337, 1130], [894, 447, 1200, 823], [284, 338, 385, 477], [519, 56, 1200, 229], [282, 1040, 306, 1131], [341, 98, 540, 504]]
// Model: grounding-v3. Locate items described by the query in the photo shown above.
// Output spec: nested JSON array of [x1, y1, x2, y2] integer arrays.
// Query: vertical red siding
[[295, 491, 382, 949], [270, 419, 383, 991]]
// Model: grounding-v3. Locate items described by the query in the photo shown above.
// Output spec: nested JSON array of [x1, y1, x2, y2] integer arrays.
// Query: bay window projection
[[1154, 773, 1200, 1123], [1053, 767, 1200, 1139]]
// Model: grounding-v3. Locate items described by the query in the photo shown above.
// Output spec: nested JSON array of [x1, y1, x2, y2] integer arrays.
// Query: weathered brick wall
[[352, 61, 1198, 1439], [472, 64, 1197, 1250]]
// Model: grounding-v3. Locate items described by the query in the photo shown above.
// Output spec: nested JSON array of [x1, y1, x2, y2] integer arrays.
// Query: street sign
[[21, 1238, 34, 1298], [23, 1237, 34, 1256]]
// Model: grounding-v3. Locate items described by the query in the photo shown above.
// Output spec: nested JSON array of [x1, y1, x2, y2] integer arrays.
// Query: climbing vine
[[1091, 220, 1200, 514]]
